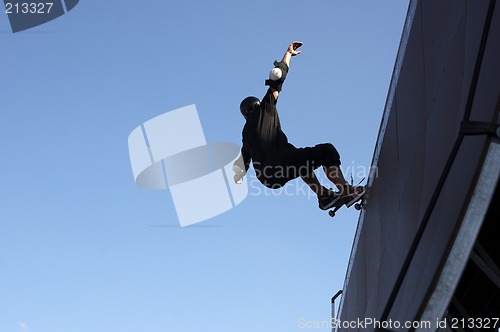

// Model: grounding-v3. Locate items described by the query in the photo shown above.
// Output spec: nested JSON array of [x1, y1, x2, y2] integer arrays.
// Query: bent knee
[[317, 143, 341, 167]]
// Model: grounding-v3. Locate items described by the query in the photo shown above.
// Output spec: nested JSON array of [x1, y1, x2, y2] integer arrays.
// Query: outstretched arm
[[269, 41, 303, 99], [282, 41, 302, 65]]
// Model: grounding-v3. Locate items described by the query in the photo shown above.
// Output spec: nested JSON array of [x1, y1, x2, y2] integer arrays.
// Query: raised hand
[[287, 41, 303, 56]]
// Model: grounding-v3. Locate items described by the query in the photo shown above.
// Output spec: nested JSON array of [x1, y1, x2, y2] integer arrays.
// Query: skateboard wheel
[[328, 210, 335, 217], [354, 203, 361, 211]]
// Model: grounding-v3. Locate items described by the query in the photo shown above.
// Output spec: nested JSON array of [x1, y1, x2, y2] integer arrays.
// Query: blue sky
[[0, 1, 408, 331]]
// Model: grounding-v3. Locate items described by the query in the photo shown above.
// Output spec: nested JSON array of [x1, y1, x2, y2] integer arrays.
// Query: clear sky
[[0, 1, 409, 331]]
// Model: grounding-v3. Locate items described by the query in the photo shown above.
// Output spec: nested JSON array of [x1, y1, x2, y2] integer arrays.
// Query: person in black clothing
[[233, 41, 364, 210]]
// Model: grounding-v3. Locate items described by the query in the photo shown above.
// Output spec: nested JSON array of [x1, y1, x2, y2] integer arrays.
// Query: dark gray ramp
[[337, 0, 500, 330]]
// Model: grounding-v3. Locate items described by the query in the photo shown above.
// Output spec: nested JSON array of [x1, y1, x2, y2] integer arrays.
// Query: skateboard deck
[[328, 188, 367, 218]]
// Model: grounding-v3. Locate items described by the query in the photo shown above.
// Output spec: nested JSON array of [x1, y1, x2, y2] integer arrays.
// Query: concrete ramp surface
[[337, 0, 500, 330]]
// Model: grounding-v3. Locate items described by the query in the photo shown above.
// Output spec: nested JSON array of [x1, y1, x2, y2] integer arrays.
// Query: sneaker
[[318, 189, 342, 210]]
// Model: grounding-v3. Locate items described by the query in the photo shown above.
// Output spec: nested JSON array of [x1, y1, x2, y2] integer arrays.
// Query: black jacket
[[241, 88, 293, 174]]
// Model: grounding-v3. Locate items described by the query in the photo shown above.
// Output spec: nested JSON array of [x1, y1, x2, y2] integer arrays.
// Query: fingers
[[233, 164, 244, 176], [234, 174, 243, 184], [289, 41, 303, 55]]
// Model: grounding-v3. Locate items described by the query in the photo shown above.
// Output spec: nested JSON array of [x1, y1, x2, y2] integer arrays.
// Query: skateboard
[[328, 188, 367, 218]]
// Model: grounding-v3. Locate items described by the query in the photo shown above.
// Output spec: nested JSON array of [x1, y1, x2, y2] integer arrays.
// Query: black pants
[[255, 143, 341, 188]]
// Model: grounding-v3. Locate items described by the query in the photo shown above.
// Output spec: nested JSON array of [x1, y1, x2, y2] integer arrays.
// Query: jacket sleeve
[[241, 146, 251, 173]]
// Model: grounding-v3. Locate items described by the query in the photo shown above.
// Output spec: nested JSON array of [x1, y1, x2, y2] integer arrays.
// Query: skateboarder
[[234, 41, 364, 210]]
